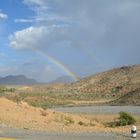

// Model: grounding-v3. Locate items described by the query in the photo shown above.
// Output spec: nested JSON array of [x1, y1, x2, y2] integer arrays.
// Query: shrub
[[78, 121, 89, 126], [64, 116, 74, 125], [107, 111, 136, 128], [78, 121, 84, 125], [119, 112, 136, 126], [40, 110, 48, 116]]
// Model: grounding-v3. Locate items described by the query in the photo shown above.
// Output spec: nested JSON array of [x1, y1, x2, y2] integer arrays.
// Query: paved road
[[52, 106, 140, 115], [0, 127, 139, 140]]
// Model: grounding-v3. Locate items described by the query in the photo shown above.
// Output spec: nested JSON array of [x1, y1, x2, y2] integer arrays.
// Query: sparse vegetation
[[64, 116, 74, 125], [40, 109, 48, 116], [54, 114, 74, 125], [78, 121, 84, 125], [119, 112, 136, 126], [78, 121, 88, 126], [108, 112, 136, 128], [0, 87, 16, 94], [0, 64, 140, 107], [78, 120, 95, 127]]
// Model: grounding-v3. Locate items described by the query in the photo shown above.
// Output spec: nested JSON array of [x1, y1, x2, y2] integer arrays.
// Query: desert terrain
[[0, 65, 140, 139], [1, 97, 140, 133], [0, 97, 140, 140]]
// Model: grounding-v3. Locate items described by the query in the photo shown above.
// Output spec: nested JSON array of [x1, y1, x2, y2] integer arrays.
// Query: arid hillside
[[0, 97, 102, 132], [70, 64, 140, 99], [110, 88, 140, 105], [0, 64, 140, 107]]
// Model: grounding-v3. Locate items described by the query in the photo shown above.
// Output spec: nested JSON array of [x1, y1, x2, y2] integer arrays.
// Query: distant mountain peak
[[0, 75, 38, 85], [51, 75, 77, 84]]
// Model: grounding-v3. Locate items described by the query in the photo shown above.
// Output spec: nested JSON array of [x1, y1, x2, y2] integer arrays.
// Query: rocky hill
[[69, 64, 140, 100]]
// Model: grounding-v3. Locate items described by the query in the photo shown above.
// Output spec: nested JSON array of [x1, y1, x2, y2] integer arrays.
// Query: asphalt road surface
[[52, 106, 140, 115], [0, 127, 139, 140]]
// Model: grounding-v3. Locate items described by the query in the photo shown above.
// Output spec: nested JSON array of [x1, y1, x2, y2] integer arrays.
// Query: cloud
[[0, 11, 8, 20], [23, 0, 66, 26], [15, 18, 35, 23], [10, 0, 140, 51], [9, 23, 70, 51], [9, 26, 49, 50], [9, 0, 140, 81], [14, 16, 62, 23], [10, 0, 101, 51], [23, 0, 46, 6], [19, 0, 140, 49]]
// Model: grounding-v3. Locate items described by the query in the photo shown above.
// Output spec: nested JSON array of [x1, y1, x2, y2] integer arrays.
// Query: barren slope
[[111, 88, 140, 105], [71, 64, 140, 100], [0, 98, 103, 132]]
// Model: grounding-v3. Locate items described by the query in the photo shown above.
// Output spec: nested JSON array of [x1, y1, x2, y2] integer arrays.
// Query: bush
[[78, 121, 84, 125], [108, 111, 136, 128], [119, 112, 136, 126], [64, 116, 74, 125], [40, 110, 48, 116]]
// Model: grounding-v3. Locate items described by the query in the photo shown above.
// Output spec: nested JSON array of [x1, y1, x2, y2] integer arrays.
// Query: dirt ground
[[0, 98, 139, 133]]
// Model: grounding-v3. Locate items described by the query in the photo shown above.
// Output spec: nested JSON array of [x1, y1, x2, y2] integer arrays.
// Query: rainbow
[[30, 47, 78, 81]]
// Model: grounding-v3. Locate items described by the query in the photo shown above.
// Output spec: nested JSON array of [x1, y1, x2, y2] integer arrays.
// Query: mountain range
[[0, 75, 38, 85], [0, 75, 77, 85]]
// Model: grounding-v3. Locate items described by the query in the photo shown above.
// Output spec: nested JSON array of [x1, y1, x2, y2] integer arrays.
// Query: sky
[[0, 0, 140, 82]]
